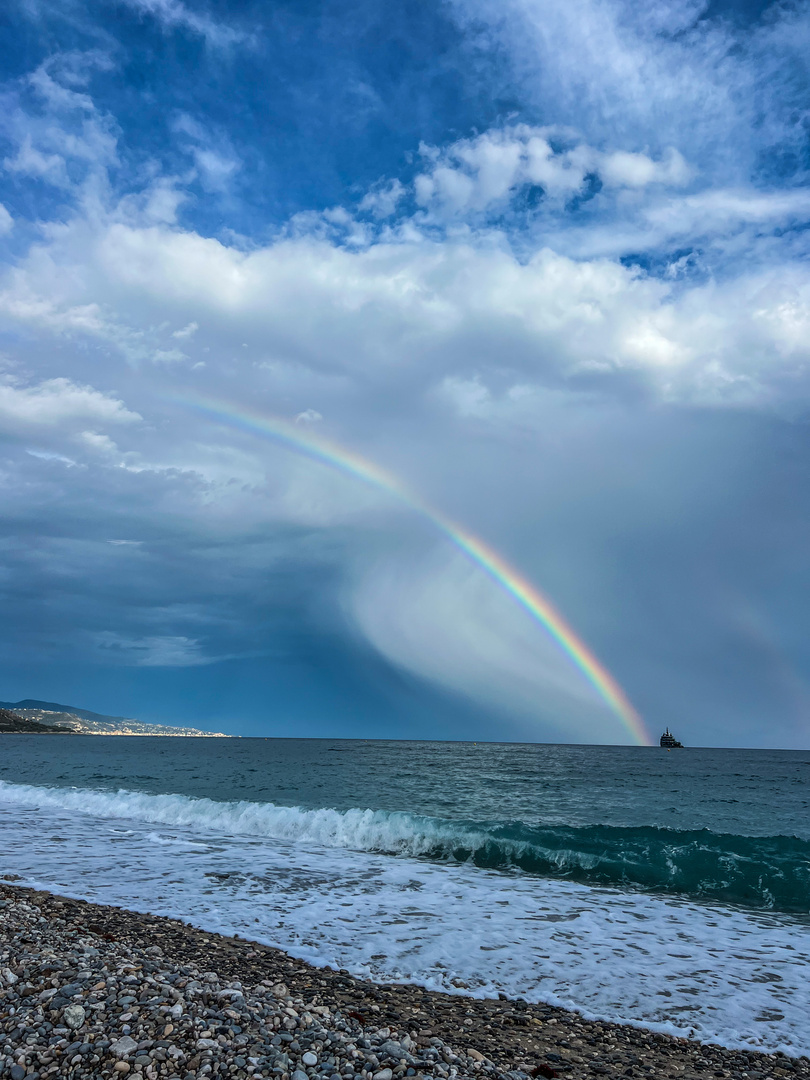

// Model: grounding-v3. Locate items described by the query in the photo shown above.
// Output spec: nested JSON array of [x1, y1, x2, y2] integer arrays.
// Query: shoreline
[[1, 883, 807, 1080]]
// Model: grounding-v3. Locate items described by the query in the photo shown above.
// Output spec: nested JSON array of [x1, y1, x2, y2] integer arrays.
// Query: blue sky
[[2, 0, 810, 745]]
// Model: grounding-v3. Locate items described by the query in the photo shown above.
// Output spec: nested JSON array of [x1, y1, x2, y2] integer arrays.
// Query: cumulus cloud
[[599, 147, 690, 189], [295, 409, 323, 424], [0, 378, 140, 429], [9, 204, 810, 409], [359, 179, 406, 219], [2, 7, 810, 740], [414, 127, 691, 217], [1, 44, 805, 411]]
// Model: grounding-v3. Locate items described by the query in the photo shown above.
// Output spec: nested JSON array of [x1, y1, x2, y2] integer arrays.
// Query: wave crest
[[0, 780, 806, 912]]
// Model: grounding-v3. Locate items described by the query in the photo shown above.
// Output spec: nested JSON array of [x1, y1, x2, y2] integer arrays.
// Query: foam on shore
[[0, 780, 806, 910], [0, 782, 808, 1056]]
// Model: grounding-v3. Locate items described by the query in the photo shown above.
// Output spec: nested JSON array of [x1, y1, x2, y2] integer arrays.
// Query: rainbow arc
[[176, 396, 651, 745]]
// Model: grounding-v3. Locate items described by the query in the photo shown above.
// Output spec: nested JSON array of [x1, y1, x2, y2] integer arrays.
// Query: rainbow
[[175, 396, 651, 745]]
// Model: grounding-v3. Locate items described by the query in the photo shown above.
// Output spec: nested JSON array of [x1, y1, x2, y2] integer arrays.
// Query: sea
[[0, 738, 808, 1056]]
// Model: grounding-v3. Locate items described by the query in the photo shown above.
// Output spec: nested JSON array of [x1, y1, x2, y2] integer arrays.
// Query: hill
[[0, 707, 72, 734], [0, 699, 131, 723], [0, 701, 228, 737]]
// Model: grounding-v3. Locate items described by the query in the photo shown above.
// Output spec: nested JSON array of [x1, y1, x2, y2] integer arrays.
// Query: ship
[[660, 728, 683, 748]]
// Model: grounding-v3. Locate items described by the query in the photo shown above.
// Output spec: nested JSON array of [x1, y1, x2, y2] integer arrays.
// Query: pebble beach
[[1, 882, 807, 1080]]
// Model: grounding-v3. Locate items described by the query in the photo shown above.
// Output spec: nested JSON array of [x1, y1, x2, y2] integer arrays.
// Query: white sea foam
[[0, 779, 476, 852], [0, 780, 808, 1056]]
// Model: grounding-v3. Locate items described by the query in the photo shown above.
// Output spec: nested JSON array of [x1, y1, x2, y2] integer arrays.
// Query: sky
[[2, 0, 810, 746]]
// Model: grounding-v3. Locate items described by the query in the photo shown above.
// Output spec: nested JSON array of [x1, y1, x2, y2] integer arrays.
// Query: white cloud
[[79, 430, 120, 454], [359, 179, 405, 219], [25, 448, 77, 466], [120, 0, 248, 48], [600, 147, 690, 188], [447, 0, 749, 178], [173, 321, 198, 339], [521, 136, 592, 197], [192, 147, 240, 192], [295, 409, 323, 424], [172, 114, 241, 192], [413, 126, 692, 217], [0, 378, 140, 428], [0, 204, 12, 237], [153, 347, 189, 364], [643, 188, 810, 239], [26, 51, 114, 110], [5, 199, 810, 412], [0, 54, 119, 217], [4, 134, 68, 186], [0, 281, 148, 364]]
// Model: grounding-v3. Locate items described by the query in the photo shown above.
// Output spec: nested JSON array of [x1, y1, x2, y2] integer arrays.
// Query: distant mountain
[[0, 699, 131, 723], [0, 707, 72, 734], [0, 700, 228, 737]]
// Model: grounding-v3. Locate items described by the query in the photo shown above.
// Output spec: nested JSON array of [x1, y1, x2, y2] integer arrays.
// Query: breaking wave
[[0, 779, 807, 913]]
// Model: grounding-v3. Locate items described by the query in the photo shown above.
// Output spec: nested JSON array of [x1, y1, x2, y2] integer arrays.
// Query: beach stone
[[2, 883, 807, 1080], [111, 1035, 139, 1057], [380, 1041, 412, 1063], [64, 1003, 86, 1029]]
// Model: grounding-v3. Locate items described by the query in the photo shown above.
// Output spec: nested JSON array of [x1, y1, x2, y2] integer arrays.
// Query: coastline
[[1, 883, 806, 1080]]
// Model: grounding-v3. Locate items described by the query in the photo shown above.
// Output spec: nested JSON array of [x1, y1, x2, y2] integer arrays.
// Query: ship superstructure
[[660, 728, 683, 748]]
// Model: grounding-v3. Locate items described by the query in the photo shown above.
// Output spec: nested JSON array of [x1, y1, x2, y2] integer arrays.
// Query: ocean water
[[0, 738, 808, 1056]]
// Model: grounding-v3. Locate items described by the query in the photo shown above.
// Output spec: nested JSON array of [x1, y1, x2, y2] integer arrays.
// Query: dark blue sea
[[0, 739, 808, 1055]]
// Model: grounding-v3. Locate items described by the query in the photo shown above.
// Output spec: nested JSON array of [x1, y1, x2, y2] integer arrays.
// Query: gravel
[[1, 882, 807, 1080]]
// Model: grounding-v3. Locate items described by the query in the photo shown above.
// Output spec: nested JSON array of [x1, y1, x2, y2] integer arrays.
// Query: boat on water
[[660, 727, 683, 748]]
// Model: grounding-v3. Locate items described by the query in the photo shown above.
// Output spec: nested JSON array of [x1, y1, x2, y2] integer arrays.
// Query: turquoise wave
[[421, 820, 810, 913], [0, 779, 806, 912]]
